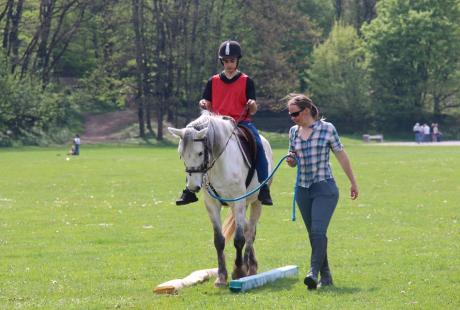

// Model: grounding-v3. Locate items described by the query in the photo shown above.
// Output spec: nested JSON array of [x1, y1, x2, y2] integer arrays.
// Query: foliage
[[307, 23, 371, 133], [298, 0, 335, 36], [0, 145, 459, 307], [361, 0, 460, 132], [70, 65, 131, 112], [0, 54, 76, 146], [1, 0, 460, 143], [236, 0, 321, 102]]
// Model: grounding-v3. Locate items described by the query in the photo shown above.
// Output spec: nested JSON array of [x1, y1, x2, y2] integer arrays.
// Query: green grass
[[0, 142, 459, 309]]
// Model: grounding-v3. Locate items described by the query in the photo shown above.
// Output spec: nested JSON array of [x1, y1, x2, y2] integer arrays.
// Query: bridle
[[184, 137, 210, 174], [183, 108, 248, 175]]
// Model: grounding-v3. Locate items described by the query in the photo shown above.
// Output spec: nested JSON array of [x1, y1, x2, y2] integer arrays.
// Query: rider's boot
[[176, 188, 198, 205], [258, 185, 273, 206]]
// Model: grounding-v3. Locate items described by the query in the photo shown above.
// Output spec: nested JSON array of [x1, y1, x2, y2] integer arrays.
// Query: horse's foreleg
[[212, 225, 227, 287], [232, 202, 247, 279], [205, 202, 227, 287], [244, 201, 262, 276]]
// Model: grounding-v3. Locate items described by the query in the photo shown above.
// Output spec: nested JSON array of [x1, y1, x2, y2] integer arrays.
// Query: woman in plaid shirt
[[286, 94, 358, 290]]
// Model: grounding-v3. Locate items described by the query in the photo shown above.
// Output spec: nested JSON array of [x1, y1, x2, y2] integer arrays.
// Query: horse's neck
[[211, 116, 234, 136], [208, 135, 247, 185]]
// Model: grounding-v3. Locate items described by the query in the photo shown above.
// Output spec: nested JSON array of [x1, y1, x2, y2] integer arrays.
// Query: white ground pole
[[154, 268, 218, 294]]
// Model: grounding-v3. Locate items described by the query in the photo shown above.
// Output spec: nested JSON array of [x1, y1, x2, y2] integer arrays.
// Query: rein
[[183, 111, 300, 222], [185, 107, 249, 174]]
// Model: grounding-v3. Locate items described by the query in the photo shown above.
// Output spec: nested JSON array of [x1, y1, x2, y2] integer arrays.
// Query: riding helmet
[[218, 40, 242, 59]]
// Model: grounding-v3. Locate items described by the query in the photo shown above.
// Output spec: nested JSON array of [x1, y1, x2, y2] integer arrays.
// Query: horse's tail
[[222, 211, 235, 243]]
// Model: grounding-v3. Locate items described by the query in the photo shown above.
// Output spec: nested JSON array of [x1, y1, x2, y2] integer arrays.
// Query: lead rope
[[205, 154, 299, 222]]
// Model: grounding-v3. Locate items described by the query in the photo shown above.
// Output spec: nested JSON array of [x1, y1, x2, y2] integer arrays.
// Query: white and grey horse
[[168, 111, 273, 287]]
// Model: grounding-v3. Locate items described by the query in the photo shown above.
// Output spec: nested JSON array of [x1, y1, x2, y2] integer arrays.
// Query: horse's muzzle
[[188, 186, 201, 193]]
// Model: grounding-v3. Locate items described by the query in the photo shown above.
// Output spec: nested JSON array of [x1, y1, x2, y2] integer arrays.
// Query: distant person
[[175, 40, 272, 206], [432, 123, 441, 142], [422, 123, 430, 142], [285, 94, 358, 290], [413, 122, 421, 143], [73, 134, 80, 155]]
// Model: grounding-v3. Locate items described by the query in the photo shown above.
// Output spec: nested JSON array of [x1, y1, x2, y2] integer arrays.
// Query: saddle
[[235, 124, 257, 188]]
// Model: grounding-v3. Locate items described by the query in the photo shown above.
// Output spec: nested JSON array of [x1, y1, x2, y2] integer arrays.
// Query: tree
[[308, 23, 371, 132], [19, 0, 90, 86], [230, 0, 320, 104], [362, 0, 460, 131], [0, 0, 24, 73], [132, 0, 147, 138], [332, 0, 376, 31]]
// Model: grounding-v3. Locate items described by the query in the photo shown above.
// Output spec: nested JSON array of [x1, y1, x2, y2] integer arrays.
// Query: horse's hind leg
[[244, 201, 262, 276], [232, 202, 248, 279], [205, 202, 228, 287]]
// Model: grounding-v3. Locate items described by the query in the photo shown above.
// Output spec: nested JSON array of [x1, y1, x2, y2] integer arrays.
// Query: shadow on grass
[[315, 285, 368, 295], [252, 280, 369, 295], [203, 278, 298, 296], [204, 278, 372, 296]]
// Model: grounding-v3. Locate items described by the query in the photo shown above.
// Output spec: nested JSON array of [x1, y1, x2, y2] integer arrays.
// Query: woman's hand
[[350, 182, 359, 200], [286, 152, 297, 167]]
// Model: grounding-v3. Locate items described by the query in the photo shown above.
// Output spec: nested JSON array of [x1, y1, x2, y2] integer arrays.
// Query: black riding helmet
[[218, 40, 242, 59]]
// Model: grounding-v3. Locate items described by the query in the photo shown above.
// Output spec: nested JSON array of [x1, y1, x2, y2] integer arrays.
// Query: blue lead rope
[[205, 154, 299, 222]]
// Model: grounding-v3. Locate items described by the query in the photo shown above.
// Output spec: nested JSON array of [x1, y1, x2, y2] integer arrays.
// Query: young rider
[[176, 40, 273, 206]]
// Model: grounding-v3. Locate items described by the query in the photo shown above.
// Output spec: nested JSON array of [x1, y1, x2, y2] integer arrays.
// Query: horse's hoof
[[214, 279, 227, 288], [248, 267, 257, 276], [231, 267, 248, 280]]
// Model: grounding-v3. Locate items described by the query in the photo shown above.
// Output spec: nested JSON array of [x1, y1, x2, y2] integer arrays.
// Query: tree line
[[1, 0, 459, 145]]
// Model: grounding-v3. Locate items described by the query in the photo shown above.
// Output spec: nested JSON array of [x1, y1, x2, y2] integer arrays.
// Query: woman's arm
[[333, 149, 358, 200]]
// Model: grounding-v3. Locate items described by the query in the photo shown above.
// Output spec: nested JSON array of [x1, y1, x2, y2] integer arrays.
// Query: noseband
[[183, 118, 236, 175], [185, 138, 210, 174]]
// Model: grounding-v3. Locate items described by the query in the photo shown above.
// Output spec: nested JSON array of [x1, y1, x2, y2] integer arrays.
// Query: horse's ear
[[168, 127, 184, 138], [196, 127, 209, 139]]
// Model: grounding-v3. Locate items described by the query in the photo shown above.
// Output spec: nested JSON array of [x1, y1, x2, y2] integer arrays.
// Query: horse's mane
[[186, 110, 233, 129], [184, 111, 236, 159]]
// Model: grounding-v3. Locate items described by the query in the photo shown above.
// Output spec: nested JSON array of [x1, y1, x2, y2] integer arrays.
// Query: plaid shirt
[[289, 120, 343, 188]]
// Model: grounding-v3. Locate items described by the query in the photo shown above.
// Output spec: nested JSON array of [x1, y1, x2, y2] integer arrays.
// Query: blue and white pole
[[229, 265, 299, 292]]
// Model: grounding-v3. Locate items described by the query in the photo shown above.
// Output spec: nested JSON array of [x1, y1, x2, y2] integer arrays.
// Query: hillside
[[81, 108, 138, 143]]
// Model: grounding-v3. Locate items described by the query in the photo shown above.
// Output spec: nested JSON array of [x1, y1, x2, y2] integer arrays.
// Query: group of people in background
[[413, 122, 441, 143]]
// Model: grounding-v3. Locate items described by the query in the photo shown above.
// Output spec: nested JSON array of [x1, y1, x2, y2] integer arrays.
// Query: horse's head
[[168, 125, 209, 192]]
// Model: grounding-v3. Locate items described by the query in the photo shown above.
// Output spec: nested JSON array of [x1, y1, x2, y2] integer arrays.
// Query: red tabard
[[211, 73, 250, 121]]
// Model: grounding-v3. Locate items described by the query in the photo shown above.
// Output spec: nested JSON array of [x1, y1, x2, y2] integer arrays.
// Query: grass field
[[0, 139, 459, 309]]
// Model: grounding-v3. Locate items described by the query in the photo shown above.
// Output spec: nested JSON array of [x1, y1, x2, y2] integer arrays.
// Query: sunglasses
[[289, 108, 305, 118]]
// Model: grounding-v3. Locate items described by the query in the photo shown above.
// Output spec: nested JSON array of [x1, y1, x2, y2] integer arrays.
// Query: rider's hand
[[246, 99, 257, 115], [199, 99, 211, 110]]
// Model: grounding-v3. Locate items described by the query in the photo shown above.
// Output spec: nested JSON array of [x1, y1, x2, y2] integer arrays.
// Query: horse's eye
[[198, 152, 204, 156]]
